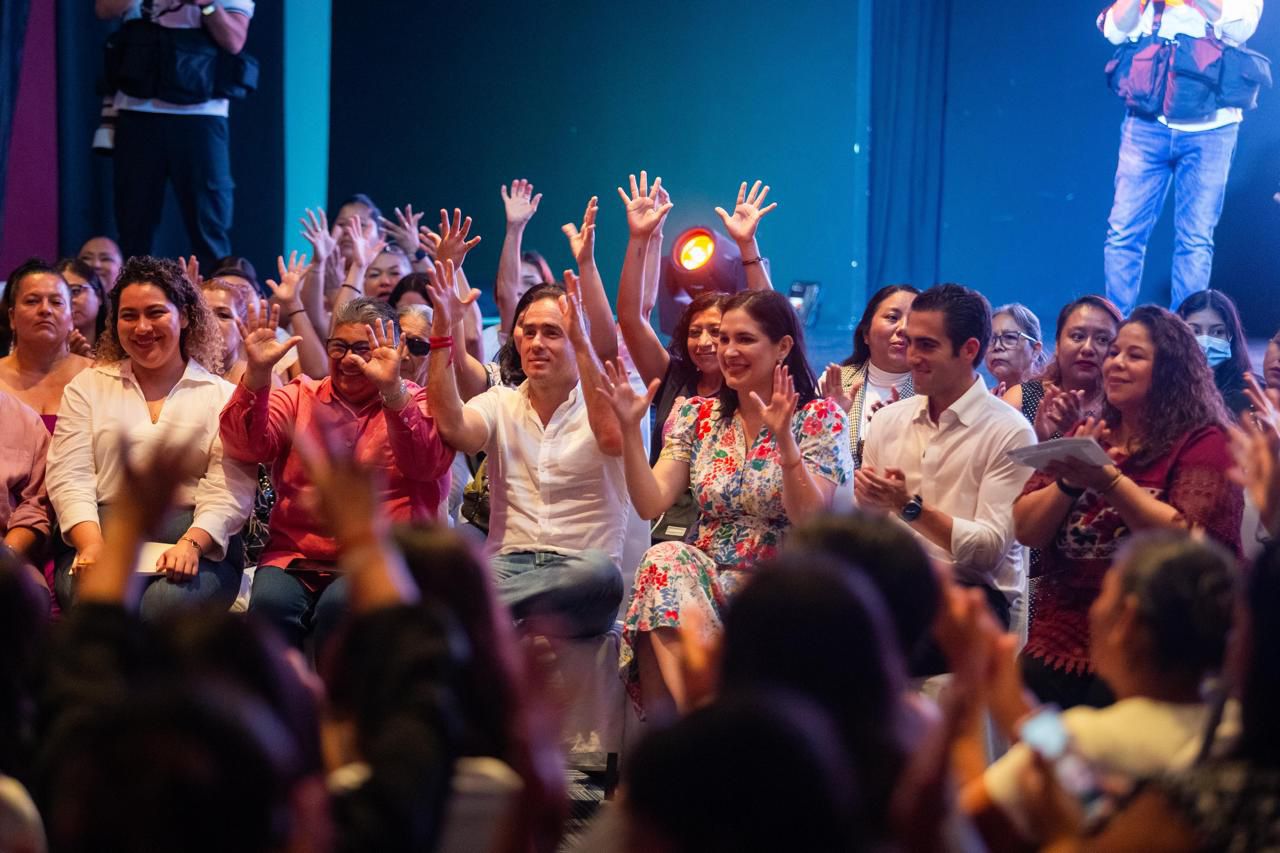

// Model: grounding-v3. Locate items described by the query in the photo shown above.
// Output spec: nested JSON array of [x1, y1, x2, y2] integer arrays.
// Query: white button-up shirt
[[46, 359, 256, 560], [860, 375, 1035, 604], [465, 381, 629, 565]]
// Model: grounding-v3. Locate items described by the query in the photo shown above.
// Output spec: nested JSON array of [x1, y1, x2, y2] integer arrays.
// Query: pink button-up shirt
[[0, 392, 52, 540], [219, 377, 453, 568]]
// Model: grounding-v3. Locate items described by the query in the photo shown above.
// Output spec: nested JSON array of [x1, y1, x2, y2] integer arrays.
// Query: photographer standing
[[96, 0, 255, 267]]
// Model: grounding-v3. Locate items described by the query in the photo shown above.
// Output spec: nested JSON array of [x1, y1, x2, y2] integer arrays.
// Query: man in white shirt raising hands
[[855, 284, 1035, 629]]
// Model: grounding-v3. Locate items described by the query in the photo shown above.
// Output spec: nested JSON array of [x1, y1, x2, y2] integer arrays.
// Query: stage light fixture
[[657, 226, 748, 336]]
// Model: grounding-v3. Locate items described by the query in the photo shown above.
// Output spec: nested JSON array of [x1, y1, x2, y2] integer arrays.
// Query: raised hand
[[653, 181, 672, 233], [265, 251, 311, 307], [435, 208, 482, 270], [558, 269, 590, 348], [1229, 383, 1280, 535], [616, 170, 673, 238], [299, 207, 338, 263], [347, 317, 404, 395], [344, 216, 386, 270], [238, 298, 301, 388], [561, 196, 599, 267], [423, 259, 478, 335], [869, 385, 901, 417], [501, 179, 543, 228], [378, 204, 424, 256], [417, 225, 440, 260], [181, 254, 201, 287], [295, 427, 388, 549], [820, 363, 858, 413], [599, 358, 661, 427], [713, 180, 777, 245], [749, 364, 800, 439]]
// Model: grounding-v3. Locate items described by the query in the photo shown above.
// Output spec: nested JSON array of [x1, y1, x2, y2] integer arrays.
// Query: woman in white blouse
[[46, 256, 255, 618]]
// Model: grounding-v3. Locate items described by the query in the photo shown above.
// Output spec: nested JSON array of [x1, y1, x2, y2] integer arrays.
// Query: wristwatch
[[200, 2, 218, 16], [901, 494, 924, 522], [413, 247, 428, 262]]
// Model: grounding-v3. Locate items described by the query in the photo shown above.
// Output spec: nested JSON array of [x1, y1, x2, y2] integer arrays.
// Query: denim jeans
[[490, 549, 623, 639], [1103, 116, 1239, 315], [247, 564, 350, 652]]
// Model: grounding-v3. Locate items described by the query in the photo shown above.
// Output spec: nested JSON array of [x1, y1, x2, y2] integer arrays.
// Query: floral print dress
[[620, 395, 852, 711]]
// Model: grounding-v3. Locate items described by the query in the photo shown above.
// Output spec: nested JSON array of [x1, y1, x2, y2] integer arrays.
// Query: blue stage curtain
[[868, 0, 952, 290], [0, 0, 32, 241]]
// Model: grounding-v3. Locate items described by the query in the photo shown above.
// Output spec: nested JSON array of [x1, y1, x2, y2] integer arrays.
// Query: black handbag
[[651, 489, 699, 545]]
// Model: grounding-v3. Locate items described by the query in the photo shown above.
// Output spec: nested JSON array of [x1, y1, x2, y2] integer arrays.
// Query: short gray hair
[[396, 303, 432, 327], [331, 297, 398, 337], [993, 302, 1051, 373]]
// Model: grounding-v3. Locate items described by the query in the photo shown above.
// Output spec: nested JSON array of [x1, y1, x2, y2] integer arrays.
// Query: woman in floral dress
[[594, 290, 852, 718]]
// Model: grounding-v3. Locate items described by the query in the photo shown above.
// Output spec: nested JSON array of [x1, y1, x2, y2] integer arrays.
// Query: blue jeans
[[1103, 116, 1239, 315], [491, 550, 623, 638], [247, 565, 350, 652]]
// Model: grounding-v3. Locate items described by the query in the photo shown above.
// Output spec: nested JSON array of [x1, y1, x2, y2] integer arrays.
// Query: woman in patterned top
[[594, 290, 852, 718], [1003, 295, 1123, 441], [1013, 306, 1242, 709], [818, 284, 918, 470]]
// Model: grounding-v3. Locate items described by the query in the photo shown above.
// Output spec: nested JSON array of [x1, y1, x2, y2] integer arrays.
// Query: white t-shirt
[[113, 0, 257, 118], [984, 697, 1239, 840], [861, 362, 911, 443]]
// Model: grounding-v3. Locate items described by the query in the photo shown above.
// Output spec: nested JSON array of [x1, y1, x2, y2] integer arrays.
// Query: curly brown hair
[[96, 256, 225, 374], [1102, 305, 1229, 468]]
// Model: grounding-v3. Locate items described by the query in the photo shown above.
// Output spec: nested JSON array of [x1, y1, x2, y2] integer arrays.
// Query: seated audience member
[[964, 532, 1238, 847], [0, 391, 52, 566], [616, 175, 775, 461], [425, 264, 627, 641], [821, 284, 919, 469], [363, 245, 412, 303], [596, 289, 851, 717], [1003, 295, 1123, 440], [1015, 306, 1242, 708], [389, 271, 432, 309], [395, 524, 567, 853], [0, 260, 93, 428], [45, 256, 255, 618], [219, 297, 453, 649], [856, 284, 1036, 629], [622, 692, 862, 853], [985, 303, 1047, 394], [1178, 289, 1255, 418], [1023, 539, 1280, 851], [76, 236, 122, 292], [787, 512, 941, 677], [54, 258, 107, 356], [1231, 374, 1280, 540]]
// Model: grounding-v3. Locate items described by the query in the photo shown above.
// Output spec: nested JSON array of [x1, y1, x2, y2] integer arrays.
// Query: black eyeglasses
[[403, 335, 431, 356], [325, 339, 373, 359], [990, 331, 1038, 351]]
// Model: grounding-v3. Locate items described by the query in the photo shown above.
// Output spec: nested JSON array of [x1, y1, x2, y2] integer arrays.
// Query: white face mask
[[1195, 334, 1232, 369]]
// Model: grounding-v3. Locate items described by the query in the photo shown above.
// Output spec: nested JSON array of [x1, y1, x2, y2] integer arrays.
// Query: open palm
[[750, 364, 799, 438], [600, 359, 660, 427], [616, 170, 673, 237], [714, 180, 777, 244], [239, 299, 300, 371]]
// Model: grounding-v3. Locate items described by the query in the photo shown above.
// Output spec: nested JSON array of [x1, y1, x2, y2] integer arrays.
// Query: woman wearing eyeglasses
[[1003, 296, 1124, 442], [219, 296, 454, 652], [985, 303, 1048, 395], [54, 258, 108, 357]]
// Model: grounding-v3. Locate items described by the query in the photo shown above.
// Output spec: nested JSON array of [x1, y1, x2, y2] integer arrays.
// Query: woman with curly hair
[[46, 256, 256, 619], [1013, 305, 1243, 708]]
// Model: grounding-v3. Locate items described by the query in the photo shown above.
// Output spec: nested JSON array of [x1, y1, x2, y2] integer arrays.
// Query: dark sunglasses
[[403, 335, 431, 356]]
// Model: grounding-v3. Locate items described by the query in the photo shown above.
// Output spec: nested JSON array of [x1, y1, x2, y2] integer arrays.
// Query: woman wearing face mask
[[54, 258, 107, 356], [1004, 296, 1124, 441], [1012, 306, 1242, 709], [596, 290, 853, 719], [46, 256, 255, 619], [819, 284, 918, 470], [0, 260, 94, 430], [985, 303, 1049, 394], [1177, 289, 1255, 419]]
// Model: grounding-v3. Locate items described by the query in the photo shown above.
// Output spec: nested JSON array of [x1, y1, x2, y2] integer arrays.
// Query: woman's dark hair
[[1176, 289, 1254, 391], [842, 284, 920, 367], [1239, 540, 1280, 767], [1102, 305, 1230, 468], [336, 192, 382, 227], [1, 257, 67, 353], [720, 554, 904, 839], [787, 512, 939, 673], [55, 257, 108, 341], [910, 283, 992, 368], [211, 256, 259, 291], [715, 289, 818, 421], [394, 525, 566, 851], [520, 250, 554, 286], [1041, 294, 1124, 385], [625, 691, 862, 853], [496, 283, 565, 386], [388, 272, 434, 309], [1113, 531, 1235, 681], [668, 292, 728, 388], [96, 255, 224, 372]]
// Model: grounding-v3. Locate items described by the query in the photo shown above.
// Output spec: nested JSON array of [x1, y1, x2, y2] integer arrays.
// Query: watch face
[[901, 497, 923, 521]]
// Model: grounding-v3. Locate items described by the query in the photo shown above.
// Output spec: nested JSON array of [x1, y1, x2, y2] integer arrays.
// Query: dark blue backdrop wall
[[938, 3, 1280, 336], [328, 0, 869, 331]]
